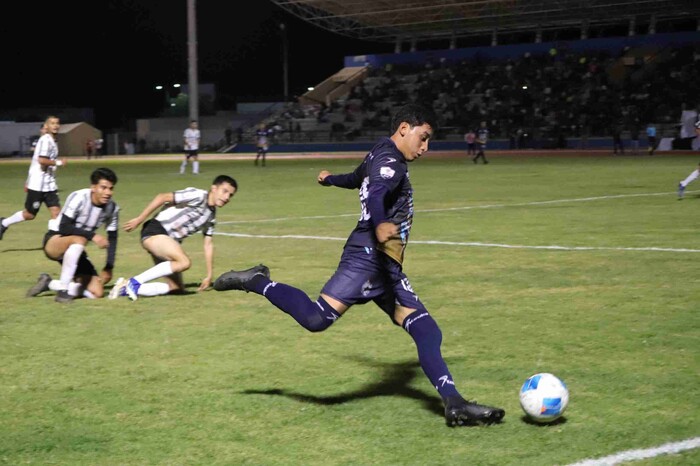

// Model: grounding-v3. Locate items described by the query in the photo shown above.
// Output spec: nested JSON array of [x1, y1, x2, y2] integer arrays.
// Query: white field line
[[216, 190, 700, 253], [567, 436, 700, 466], [218, 190, 695, 225], [214, 232, 700, 253]]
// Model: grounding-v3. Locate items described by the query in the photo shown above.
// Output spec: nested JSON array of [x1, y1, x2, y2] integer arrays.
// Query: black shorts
[[320, 245, 427, 324], [42, 231, 97, 276], [141, 219, 169, 241], [25, 189, 60, 215], [185, 150, 199, 159]]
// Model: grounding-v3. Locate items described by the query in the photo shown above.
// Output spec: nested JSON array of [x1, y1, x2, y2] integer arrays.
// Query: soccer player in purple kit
[[214, 104, 505, 427]]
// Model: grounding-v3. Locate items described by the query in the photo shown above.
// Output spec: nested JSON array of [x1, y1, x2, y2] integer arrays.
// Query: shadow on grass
[[1, 247, 43, 253], [242, 355, 444, 417], [520, 415, 568, 426]]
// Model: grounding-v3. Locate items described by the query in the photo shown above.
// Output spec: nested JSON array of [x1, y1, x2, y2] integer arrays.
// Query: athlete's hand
[[375, 222, 398, 243], [318, 170, 332, 185], [93, 234, 109, 249], [100, 268, 113, 285], [123, 218, 142, 232], [198, 277, 212, 291]]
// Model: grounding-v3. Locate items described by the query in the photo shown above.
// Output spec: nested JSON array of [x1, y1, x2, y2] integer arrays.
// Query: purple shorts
[[321, 245, 426, 323]]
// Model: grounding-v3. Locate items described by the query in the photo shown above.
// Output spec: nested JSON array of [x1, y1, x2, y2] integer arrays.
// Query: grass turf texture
[[0, 153, 698, 465]]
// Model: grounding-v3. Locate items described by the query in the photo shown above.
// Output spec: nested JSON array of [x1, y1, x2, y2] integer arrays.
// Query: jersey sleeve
[[368, 150, 405, 192], [173, 188, 207, 207], [106, 204, 120, 232]]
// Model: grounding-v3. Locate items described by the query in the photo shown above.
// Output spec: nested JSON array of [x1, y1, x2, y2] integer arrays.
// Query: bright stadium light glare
[[155, 85, 164, 90], [522, 85, 528, 89], [307, 87, 314, 91], [173, 83, 181, 88]]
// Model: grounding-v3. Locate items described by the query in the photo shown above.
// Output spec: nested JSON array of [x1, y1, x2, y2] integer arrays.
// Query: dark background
[[1, 0, 392, 129]]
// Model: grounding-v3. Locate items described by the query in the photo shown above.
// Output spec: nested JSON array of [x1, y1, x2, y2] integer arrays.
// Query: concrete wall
[[0, 121, 44, 156]]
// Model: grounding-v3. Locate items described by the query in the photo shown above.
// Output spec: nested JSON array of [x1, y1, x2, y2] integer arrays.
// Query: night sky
[[2, 0, 393, 129]]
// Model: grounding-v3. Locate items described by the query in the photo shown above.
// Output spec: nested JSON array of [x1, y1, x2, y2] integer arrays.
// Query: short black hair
[[213, 174, 237, 190], [91, 167, 118, 185], [390, 104, 438, 133]]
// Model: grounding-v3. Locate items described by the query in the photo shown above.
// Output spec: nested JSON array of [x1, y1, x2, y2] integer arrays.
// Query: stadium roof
[[271, 0, 700, 42]]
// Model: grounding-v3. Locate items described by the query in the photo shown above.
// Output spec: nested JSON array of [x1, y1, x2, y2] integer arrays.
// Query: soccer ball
[[519, 372, 569, 423]]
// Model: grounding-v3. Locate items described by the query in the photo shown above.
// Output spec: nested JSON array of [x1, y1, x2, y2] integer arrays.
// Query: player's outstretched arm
[[124, 192, 174, 232], [198, 235, 214, 291]]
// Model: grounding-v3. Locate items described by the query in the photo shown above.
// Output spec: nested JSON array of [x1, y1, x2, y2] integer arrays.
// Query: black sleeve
[[323, 163, 364, 189], [58, 214, 95, 240], [366, 184, 390, 226], [105, 230, 117, 270]]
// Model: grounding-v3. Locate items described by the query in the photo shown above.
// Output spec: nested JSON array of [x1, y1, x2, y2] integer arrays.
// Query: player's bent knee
[[303, 297, 338, 333]]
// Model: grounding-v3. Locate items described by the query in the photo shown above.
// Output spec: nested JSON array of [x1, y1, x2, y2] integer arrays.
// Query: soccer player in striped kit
[[181, 120, 201, 174], [0, 116, 67, 240], [109, 175, 238, 301], [28, 167, 120, 303]]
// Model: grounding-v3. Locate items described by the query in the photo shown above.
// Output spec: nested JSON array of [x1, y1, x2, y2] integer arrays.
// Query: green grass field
[[0, 152, 698, 465]]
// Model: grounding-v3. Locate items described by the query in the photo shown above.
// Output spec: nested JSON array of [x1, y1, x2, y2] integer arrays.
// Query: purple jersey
[[325, 137, 413, 264]]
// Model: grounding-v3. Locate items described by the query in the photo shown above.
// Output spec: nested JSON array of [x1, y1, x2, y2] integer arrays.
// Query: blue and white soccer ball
[[519, 372, 569, 423]]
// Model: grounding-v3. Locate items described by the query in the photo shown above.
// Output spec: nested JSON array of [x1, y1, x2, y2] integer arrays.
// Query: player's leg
[[215, 263, 345, 331], [180, 154, 188, 174], [0, 191, 43, 239], [384, 258, 504, 426], [44, 234, 89, 303], [192, 154, 199, 174], [213, 247, 390, 331], [118, 235, 189, 300], [678, 166, 699, 198]]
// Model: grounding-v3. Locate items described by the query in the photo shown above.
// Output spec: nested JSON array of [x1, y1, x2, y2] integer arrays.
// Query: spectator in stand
[[612, 124, 624, 155], [85, 139, 95, 159], [646, 123, 657, 156], [464, 128, 476, 156], [629, 120, 641, 156], [94, 138, 104, 158], [473, 121, 489, 164]]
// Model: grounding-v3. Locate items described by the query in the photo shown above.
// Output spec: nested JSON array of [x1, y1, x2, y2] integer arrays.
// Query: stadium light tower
[[187, 0, 199, 122], [281, 23, 289, 102]]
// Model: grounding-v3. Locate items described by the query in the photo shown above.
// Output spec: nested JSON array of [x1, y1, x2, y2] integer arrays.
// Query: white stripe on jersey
[[26, 134, 59, 192], [154, 187, 215, 240], [51, 188, 120, 233]]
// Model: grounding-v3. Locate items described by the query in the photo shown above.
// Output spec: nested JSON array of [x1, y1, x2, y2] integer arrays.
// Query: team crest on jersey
[[380, 166, 395, 179]]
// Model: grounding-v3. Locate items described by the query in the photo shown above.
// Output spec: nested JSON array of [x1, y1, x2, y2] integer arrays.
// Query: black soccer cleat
[[26, 273, 52, 297], [54, 290, 74, 304], [213, 264, 270, 292], [0, 217, 6, 240], [444, 395, 505, 427]]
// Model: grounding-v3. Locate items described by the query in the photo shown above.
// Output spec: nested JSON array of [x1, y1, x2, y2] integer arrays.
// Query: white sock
[[49, 279, 63, 291], [3, 211, 26, 227], [193, 161, 199, 174], [82, 289, 96, 299], [134, 261, 174, 284], [68, 281, 82, 297], [180, 160, 187, 173], [59, 244, 84, 287], [137, 282, 171, 296], [681, 169, 699, 187]]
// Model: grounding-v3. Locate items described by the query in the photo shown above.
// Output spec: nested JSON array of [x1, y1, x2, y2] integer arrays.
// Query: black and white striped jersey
[[154, 187, 215, 240], [26, 134, 59, 192], [50, 188, 119, 233]]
